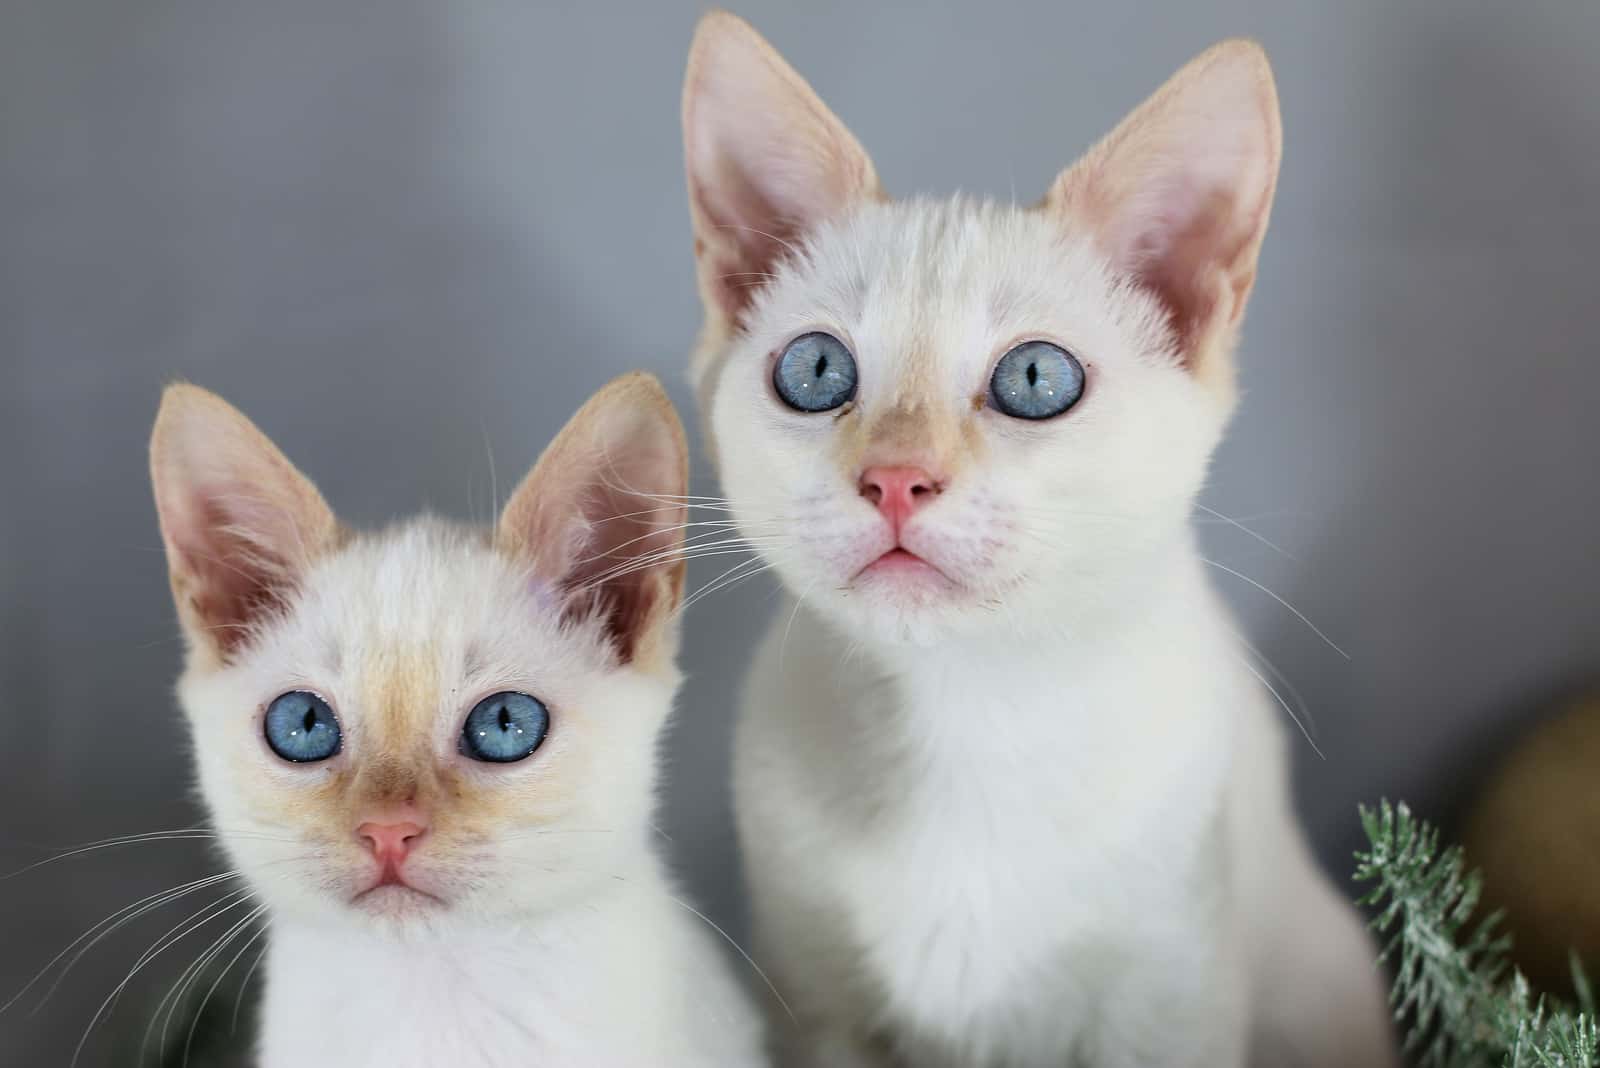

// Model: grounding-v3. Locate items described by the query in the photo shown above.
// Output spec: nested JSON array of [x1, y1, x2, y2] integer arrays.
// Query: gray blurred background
[[3, 0, 1598, 1062]]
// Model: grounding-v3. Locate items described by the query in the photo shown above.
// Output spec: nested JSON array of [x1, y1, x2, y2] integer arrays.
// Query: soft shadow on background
[[3, 0, 1598, 1062]]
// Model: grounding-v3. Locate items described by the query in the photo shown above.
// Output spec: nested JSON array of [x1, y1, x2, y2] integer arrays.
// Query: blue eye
[[460, 692, 549, 764], [773, 332, 858, 413], [989, 341, 1085, 420], [264, 691, 342, 763]]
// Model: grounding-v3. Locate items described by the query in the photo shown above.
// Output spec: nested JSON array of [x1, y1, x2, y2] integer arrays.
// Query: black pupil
[[301, 707, 317, 732], [813, 354, 829, 379], [1025, 361, 1039, 387], [497, 705, 512, 732]]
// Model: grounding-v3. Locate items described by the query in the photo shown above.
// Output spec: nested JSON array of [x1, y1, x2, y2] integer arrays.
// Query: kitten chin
[[150, 374, 763, 1066]]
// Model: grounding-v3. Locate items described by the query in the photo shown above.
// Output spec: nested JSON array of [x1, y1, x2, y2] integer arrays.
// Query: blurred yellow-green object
[[1465, 692, 1600, 996]]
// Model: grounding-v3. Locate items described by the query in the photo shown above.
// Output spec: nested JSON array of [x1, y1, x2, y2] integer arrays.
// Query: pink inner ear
[[691, 125, 852, 325], [1109, 178, 1255, 356], [684, 16, 880, 327], [165, 485, 311, 656], [696, 179, 798, 324], [497, 377, 688, 666], [151, 386, 339, 663]]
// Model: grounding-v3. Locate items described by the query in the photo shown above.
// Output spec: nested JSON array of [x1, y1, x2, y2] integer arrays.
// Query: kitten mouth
[[351, 873, 445, 907], [855, 547, 952, 585]]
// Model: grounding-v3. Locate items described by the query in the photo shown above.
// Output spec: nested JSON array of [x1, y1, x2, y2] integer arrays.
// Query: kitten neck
[[259, 874, 676, 1065]]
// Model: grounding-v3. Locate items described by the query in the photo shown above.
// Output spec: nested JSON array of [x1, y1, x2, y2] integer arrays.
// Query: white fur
[[700, 197, 1397, 1067]]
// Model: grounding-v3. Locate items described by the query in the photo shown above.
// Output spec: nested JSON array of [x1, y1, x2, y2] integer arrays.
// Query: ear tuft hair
[[496, 373, 690, 670]]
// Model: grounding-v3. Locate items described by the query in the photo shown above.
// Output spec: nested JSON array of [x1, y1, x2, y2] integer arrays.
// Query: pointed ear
[[150, 384, 340, 666], [496, 373, 689, 670], [1043, 40, 1281, 393], [682, 11, 882, 340]]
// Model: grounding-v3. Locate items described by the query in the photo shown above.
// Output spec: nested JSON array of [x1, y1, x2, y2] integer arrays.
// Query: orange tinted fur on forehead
[[856, 402, 970, 472], [362, 647, 441, 753]]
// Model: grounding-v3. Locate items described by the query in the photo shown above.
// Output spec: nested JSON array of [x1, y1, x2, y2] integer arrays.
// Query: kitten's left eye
[[264, 691, 342, 763], [773, 332, 858, 412], [989, 341, 1085, 420], [461, 692, 550, 763]]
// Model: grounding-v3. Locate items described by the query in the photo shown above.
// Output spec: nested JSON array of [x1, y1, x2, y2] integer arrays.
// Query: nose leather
[[858, 465, 942, 536], [357, 820, 426, 868]]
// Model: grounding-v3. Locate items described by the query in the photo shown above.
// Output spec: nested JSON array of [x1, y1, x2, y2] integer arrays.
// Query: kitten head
[[683, 13, 1280, 645], [150, 374, 689, 930]]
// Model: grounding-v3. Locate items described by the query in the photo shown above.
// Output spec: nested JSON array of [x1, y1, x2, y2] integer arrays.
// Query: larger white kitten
[[682, 13, 1396, 1068], [149, 374, 764, 1067]]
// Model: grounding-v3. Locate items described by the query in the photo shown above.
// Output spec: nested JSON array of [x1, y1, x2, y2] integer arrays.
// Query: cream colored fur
[[149, 375, 764, 1067], [682, 12, 1397, 1067]]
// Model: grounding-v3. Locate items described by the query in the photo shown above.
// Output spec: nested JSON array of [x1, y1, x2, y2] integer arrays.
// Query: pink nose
[[357, 820, 427, 868], [859, 465, 942, 534]]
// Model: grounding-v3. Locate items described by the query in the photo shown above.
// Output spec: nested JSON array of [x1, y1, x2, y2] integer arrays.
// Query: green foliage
[[1354, 800, 1599, 1068]]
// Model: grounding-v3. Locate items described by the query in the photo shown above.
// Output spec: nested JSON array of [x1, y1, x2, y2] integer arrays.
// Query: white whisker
[[72, 888, 256, 1067], [778, 580, 820, 677], [662, 892, 796, 1024], [1200, 556, 1349, 661], [1234, 652, 1324, 760], [0, 829, 289, 882], [4, 871, 241, 1017], [164, 904, 269, 1066], [1194, 503, 1295, 561], [229, 936, 270, 1037]]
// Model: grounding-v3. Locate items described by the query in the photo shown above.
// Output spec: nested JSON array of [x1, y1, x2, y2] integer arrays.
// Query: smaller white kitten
[[149, 374, 764, 1068]]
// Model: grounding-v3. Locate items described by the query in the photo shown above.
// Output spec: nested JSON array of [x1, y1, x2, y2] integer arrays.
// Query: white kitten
[[681, 13, 1397, 1068], [149, 374, 764, 1068]]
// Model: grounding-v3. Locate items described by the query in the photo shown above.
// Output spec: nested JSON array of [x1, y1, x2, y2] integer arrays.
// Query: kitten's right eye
[[461, 691, 550, 763], [989, 341, 1085, 420], [264, 691, 342, 763], [773, 332, 857, 412]]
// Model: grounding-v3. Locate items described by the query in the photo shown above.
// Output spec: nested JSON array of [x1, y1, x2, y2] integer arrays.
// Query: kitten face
[[706, 200, 1223, 643], [179, 522, 667, 927], [683, 15, 1281, 645], [151, 375, 688, 930]]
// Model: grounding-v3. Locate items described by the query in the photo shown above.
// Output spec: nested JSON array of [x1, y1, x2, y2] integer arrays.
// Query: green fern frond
[[1354, 800, 1598, 1068]]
